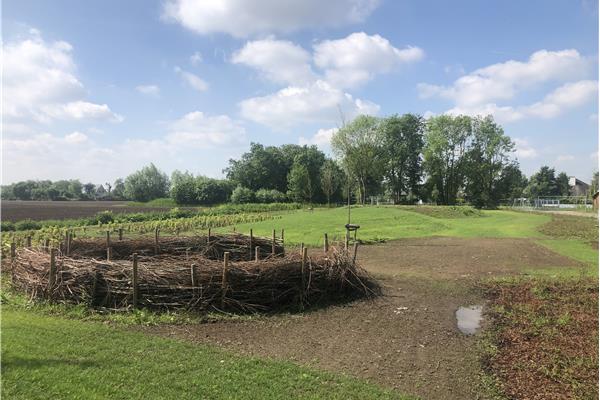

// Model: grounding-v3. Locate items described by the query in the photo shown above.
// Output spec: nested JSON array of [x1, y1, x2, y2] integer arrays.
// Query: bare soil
[[1, 200, 172, 221], [141, 238, 582, 400]]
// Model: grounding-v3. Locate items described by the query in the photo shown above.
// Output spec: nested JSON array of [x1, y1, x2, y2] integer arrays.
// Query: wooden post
[[26, 236, 32, 248], [106, 231, 111, 250], [300, 242, 304, 257], [221, 252, 230, 308], [207, 227, 211, 244], [272, 229, 276, 255], [90, 271, 99, 307], [48, 248, 57, 290], [10, 242, 16, 261], [301, 247, 308, 305], [132, 253, 139, 308], [281, 229, 285, 250], [118, 228, 123, 241], [107, 246, 112, 261], [66, 231, 71, 256], [154, 227, 160, 254], [185, 248, 190, 261], [190, 263, 197, 299], [44, 238, 50, 253], [255, 246, 260, 262], [353, 242, 359, 264], [249, 229, 253, 260], [64, 231, 69, 253], [345, 231, 349, 251], [324, 233, 329, 254]]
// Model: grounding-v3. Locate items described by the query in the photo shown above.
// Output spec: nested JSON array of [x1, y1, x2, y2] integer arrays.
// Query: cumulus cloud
[[299, 127, 339, 148], [514, 138, 538, 159], [313, 32, 424, 88], [239, 80, 379, 129], [190, 51, 202, 66], [136, 84, 160, 97], [162, 0, 380, 38], [2, 30, 121, 123], [174, 66, 209, 91], [166, 111, 246, 148], [232, 38, 316, 85], [418, 49, 590, 107], [64, 131, 88, 144]]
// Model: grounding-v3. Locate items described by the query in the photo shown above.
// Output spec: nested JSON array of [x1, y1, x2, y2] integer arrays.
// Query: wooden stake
[[207, 227, 211, 244], [154, 227, 160, 254], [48, 248, 57, 291], [90, 271, 99, 307], [281, 229, 285, 251], [190, 264, 197, 287], [10, 242, 16, 261], [249, 229, 254, 259], [185, 248, 190, 261], [353, 242, 359, 264], [300, 242, 304, 257], [221, 252, 230, 308], [345, 231, 349, 251], [26, 236, 31, 248], [255, 246, 260, 263], [66, 231, 71, 256], [324, 233, 329, 253], [301, 247, 308, 306], [44, 238, 50, 253], [132, 253, 139, 308], [106, 231, 111, 250], [107, 246, 112, 261], [272, 229, 276, 255], [118, 228, 123, 241]]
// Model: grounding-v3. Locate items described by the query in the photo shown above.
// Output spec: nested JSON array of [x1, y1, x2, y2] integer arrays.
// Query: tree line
[[2, 114, 597, 208]]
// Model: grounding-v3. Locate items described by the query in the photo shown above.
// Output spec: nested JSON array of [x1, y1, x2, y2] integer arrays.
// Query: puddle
[[456, 305, 483, 335]]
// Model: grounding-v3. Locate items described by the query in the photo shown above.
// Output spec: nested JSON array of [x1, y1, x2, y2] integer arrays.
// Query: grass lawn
[[1, 309, 411, 400], [216, 207, 551, 246]]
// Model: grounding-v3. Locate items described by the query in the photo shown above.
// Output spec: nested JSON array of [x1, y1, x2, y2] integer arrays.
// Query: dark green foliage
[[95, 211, 115, 224], [230, 186, 255, 204], [320, 160, 344, 205], [525, 166, 560, 197], [170, 171, 233, 205], [14, 219, 42, 231], [255, 189, 287, 203], [124, 163, 170, 202], [1, 221, 15, 231], [556, 172, 570, 197]]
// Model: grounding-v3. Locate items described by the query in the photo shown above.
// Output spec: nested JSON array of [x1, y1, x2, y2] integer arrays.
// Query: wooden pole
[[281, 229, 285, 251], [272, 229, 276, 255], [345, 230, 349, 251], [106, 231, 111, 250], [324, 233, 329, 254], [10, 242, 16, 261], [66, 231, 71, 256], [353, 242, 359, 264], [107, 247, 112, 261], [207, 227, 211, 245], [26, 236, 32, 248], [44, 238, 50, 253], [301, 247, 308, 306], [221, 252, 230, 308], [154, 227, 160, 254], [185, 248, 190, 261], [118, 228, 123, 241], [48, 248, 57, 291], [300, 242, 304, 257], [132, 253, 139, 308], [190, 263, 197, 299], [90, 271, 99, 307], [255, 246, 260, 262], [249, 229, 253, 259]]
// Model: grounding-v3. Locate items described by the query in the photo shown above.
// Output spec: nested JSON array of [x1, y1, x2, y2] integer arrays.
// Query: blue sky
[[3, 0, 598, 184]]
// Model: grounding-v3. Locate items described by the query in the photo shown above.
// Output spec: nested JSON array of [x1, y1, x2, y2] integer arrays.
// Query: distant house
[[568, 177, 590, 196], [593, 191, 599, 210]]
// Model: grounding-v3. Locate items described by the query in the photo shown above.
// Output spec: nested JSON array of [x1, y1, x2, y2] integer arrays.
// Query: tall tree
[[331, 115, 385, 204], [525, 166, 559, 197], [464, 115, 515, 208], [224, 143, 288, 191], [381, 114, 425, 203], [423, 115, 472, 205], [496, 162, 528, 201], [287, 163, 312, 203], [556, 172, 571, 197], [320, 160, 344, 205], [124, 163, 169, 202]]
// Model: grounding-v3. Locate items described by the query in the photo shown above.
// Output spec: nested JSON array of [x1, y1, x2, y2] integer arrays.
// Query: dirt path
[[142, 238, 581, 400]]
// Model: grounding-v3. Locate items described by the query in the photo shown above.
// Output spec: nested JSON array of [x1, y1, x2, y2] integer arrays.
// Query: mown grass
[[1, 309, 411, 400], [218, 207, 551, 246]]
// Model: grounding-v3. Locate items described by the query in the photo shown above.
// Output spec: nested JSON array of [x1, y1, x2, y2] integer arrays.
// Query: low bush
[[230, 186, 255, 204], [15, 219, 42, 231], [1, 221, 15, 232]]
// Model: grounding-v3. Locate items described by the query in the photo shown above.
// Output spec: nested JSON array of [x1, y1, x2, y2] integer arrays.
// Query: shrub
[[95, 211, 115, 224], [15, 219, 42, 231], [230, 186, 255, 204], [255, 188, 287, 203], [1, 221, 15, 231]]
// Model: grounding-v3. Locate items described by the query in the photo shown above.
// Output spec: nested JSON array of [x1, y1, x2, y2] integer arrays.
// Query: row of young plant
[[1, 202, 301, 232], [2, 211, 282, 254]]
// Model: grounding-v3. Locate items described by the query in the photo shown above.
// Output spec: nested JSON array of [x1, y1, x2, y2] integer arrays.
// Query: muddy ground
[[142, 237, 582, 400]]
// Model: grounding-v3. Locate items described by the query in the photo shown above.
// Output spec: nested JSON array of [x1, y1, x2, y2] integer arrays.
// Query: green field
[[218, 206, 551, 246]]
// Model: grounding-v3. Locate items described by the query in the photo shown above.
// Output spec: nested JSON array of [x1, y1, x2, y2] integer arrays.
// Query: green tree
[[287, 163, 312, 203], [556, 172, 571, 197], [496, 163, 527, 201], [464, 115, 515, 208], [525, 166, 559, 197], [170, 171, 196, 204], [83, 183, 96, 199], [124, 163, 169, 202], [112, 178, 126, 200], [320, 160, 344, 205], [225, 143, 288, 191], [381, 114, 425, 203], [423, 115, 472, 205], [230, 186, 255, 204], [331, 115, 385, 204], [589, 171, 599, 196]]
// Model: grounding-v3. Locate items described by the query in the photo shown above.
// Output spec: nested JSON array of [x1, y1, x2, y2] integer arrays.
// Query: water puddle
[[456, 305, 483, 335]]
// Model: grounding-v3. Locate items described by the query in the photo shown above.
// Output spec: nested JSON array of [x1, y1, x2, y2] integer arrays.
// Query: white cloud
[[299, 127, 339, 148], [314, 32, 424, 88], [232, 38, 315, 85], [64, 131, 88, 144], [162, 0, 380, 38], [136, 84, 160, 97], [418, 49, 590, 107], [514, 138, 538, 159], [2, 30, 121, 123], [166, 111, 246, 148], [239, 80, 379, 129], [190, 51, 202, 66], [557, 154, 575, 162], [174, 66, 208, 91], [445, 80, 598, 123], [41, 101, 124, 122]]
